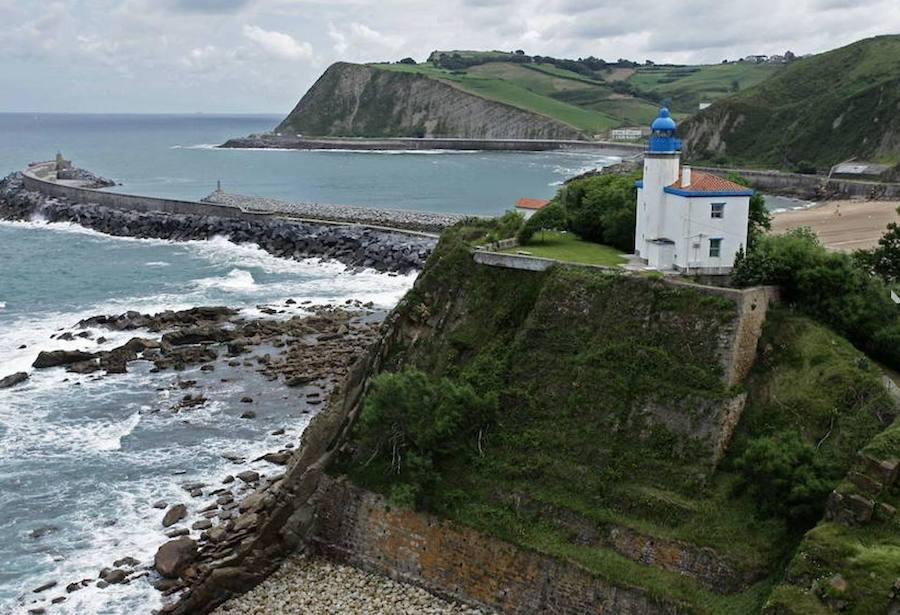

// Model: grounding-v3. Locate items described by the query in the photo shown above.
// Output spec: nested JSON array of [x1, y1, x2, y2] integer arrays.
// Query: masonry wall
[[696, 166, 900, 200], [312, 476, 689, 615], [22, 163, 275, 223]]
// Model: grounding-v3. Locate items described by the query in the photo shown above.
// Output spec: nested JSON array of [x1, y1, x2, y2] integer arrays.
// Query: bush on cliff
[[516, 202, 567, 244], [352, 368, 497, 509], [732, 228, 900, 370], [732, 432, 835, 527]]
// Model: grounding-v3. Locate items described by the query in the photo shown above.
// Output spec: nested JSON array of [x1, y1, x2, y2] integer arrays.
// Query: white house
[[514, 198, 550, 220], [634, 108, 752, 274]]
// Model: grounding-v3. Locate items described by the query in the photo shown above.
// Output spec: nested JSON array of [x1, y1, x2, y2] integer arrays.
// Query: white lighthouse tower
[[634, 108, 753, 274]]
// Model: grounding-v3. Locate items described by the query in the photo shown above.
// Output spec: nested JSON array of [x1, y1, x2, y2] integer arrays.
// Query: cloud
[[168, 0, 253, 12], [242, 24, 313, 60]]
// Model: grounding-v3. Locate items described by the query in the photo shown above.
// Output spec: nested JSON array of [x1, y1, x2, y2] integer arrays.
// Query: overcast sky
[[0, 0, 897, 114]]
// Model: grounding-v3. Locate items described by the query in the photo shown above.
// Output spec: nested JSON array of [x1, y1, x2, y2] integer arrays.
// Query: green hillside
[[374, 52, 784, 135], [682, 35, 900, 169], [332, 226, 898, 613]]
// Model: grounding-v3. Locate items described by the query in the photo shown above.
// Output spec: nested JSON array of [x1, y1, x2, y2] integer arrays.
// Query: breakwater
[[203, 191, 469, 235], [220, 134, 645, 156], [3, 170, 435, 273]]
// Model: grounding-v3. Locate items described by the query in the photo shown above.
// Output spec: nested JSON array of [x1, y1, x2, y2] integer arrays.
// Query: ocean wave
[[144, 261, 170, 267], [169, 143, 217, 150], [0, 301, 5, 310], [194, 268, 256, 292]]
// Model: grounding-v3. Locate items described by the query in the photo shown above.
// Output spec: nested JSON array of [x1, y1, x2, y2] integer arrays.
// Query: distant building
[[609, 128, 644, 141], [515, 198, 550, 220], [698, 102, 711, 111], [743, 54, 768, 64], [634, 108, 753, 274]]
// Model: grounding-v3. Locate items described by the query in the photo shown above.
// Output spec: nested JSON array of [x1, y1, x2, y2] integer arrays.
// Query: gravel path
[[211, 555, 488, 615], [204, 191, 474, 234]]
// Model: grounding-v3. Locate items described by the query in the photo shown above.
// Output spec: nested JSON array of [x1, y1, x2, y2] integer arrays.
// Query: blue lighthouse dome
[[650, 107, 677, 131], [648, 107, 681, 153]]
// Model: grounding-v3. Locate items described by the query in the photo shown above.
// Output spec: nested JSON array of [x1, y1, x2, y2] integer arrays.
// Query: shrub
[[354, 369, 497, 508], [517, 202, 568, 244], [732, 228, 900, 370], [733, 432, 835, 527]]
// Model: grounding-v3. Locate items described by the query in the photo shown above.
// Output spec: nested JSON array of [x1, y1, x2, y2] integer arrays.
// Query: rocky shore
[[210, 555, 487, 615], [0, 172, 434, 273], [13, 301, 385, 614], [203, 191, 470, 234]]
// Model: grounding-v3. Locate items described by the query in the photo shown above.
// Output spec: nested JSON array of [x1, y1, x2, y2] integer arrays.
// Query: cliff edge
[[274, 62, 585, 140]]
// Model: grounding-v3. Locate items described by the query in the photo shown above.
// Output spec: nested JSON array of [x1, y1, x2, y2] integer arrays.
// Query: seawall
[[696, 165, 900, 201], [311, 475, 689, 615], [220, 134, 645, 156]]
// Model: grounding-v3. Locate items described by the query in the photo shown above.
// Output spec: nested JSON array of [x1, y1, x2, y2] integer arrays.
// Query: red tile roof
[[515, 198, 551, 210], [668, 171, 750, 193]]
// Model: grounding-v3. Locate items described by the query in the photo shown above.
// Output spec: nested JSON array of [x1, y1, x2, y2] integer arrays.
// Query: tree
[[733, 432, 835, 527], [856, 208, 900, 283], [398, 57, 417, 65], [354, 369, 497, 508], [517, 202, 568, 244]]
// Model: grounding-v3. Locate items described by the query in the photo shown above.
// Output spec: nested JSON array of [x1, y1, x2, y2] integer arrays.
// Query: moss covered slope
[[331, 230, 897, 613]]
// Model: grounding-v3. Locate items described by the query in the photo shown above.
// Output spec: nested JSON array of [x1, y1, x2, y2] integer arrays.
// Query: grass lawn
[[502, 231, 626, 266]]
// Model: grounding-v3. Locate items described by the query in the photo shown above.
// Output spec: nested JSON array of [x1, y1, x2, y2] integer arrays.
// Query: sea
[[0, 113, 633, 614]]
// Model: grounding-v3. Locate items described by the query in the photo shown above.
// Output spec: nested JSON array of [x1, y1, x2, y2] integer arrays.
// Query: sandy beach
[[772, 200, 899, 251]]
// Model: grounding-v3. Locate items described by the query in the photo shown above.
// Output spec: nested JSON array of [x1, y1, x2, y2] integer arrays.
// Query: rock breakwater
[[0, 173, 434, 273], [203, 191, 469, 234]]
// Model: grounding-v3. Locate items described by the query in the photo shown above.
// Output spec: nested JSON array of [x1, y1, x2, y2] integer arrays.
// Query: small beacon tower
[[634, 108, 753, 274]]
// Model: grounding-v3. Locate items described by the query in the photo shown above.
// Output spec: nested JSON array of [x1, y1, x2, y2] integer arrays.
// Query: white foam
[[169, 143, 217, 150], [144, 261, 170, 267], [194, 268, 256, 292], [0, 301, 5, 310]]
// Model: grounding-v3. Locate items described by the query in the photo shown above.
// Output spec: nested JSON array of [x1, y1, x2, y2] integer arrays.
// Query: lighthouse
[[634, 108, 753, 274]]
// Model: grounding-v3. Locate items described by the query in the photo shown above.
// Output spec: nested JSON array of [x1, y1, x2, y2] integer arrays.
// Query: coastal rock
[[0, 372, 28, 389], [32, 580, 57, 593], [162, 504, 188, 527], [32, 350, 96, 369], [236, 471, 259, 483], [154, 537, 198, 579]]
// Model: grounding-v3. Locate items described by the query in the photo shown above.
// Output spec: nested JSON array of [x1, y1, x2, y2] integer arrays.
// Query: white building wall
[[658, 194, 749, 271], [636, 153, 680, 257]]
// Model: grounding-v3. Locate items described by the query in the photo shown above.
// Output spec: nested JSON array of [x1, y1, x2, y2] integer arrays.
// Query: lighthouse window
[[711, 202, 725, 218], [709, 238, 723, 257]]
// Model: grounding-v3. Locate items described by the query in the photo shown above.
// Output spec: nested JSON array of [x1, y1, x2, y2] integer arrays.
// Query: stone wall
[[311, 476, 690, 615], [695, 166, 900, 201]]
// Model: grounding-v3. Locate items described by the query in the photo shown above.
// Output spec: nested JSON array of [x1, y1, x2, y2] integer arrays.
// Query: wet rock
[[154, 537, 198, 578], [240, 396, 253, 403], [27, 526, 58, 540], [101, 569, 128, 584], [67, 360, 100, 374], [0, 372, 29, 389], [162, 503, 188, 527], [51, 596, 67, 604], [162, 326, 236, 347], [192, 519, 213, 531], [271, 428, 285, 436], [165, 528, 190, 538], [222, 475, 234, 484], [259, 451, 291, 466], [32, 580, 57, 593], [33, 350, 96, 369], [240, 410, 256, 419], [66, 582, 82, 593], [114, 556, 140, 568], [152, 500, 168, 509], [236, 471, 260, 483]]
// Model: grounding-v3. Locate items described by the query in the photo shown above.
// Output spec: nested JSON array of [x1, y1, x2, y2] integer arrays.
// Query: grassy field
[[374, 58, 784, 133], [502, 231, 625, 266], [376, 61, 663, 132], [627, 63, 782, 113]]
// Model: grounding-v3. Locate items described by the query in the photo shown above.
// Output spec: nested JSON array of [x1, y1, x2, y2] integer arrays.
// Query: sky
[[0, 0, 897, 114]]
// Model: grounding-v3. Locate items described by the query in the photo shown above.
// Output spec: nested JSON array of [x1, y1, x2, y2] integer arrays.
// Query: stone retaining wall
[[696, 166, 900, 200], [311, 476, 689, 615]]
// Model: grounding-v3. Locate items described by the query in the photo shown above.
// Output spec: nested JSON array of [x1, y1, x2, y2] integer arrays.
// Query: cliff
[[681, 35, 900, 169], [274, 62, 586, 140]]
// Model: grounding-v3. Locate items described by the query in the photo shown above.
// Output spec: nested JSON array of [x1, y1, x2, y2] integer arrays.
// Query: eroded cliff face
[[275, 62, 585, 140]]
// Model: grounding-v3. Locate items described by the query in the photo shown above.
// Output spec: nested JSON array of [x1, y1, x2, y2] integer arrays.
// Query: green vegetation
[[333, 225, 896, 612], [732, 227, 900, 370], [517, 171, 640, 252], [627, 63, 781, 113], [501, 231, 625, 266], [683, 35, 900, 168], [856, 206, 900, 283]]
